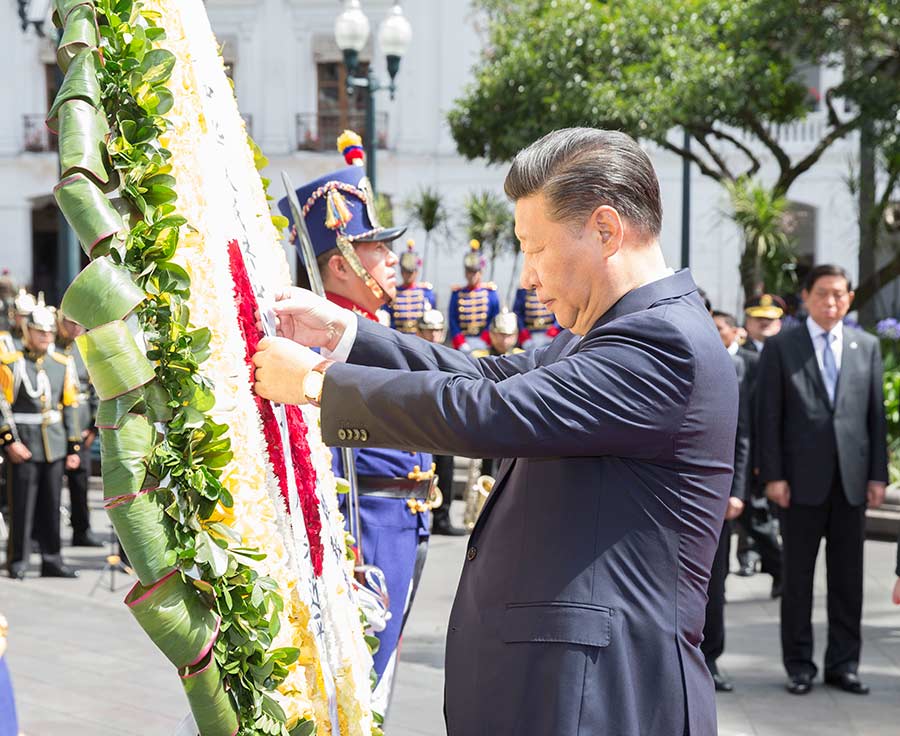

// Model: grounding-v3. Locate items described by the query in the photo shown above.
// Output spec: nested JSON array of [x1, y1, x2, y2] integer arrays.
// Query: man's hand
[[65, 453, 80, 471], [866, 481, 887, 509], [724, 496, 745, 521], [5, 441, 32, 464], [82, 428, 97, 449], [252, 336, 320, 404], [766, 480, 791, 508], [256, 287, 352, 352], [892, 578, 900, 606]]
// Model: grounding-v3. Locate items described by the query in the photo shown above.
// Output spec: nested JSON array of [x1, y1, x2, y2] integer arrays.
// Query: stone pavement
[[2, 492, 900, 735]]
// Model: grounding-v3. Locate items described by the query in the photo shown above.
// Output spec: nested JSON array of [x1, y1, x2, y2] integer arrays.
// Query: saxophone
[[463, 461, 495, 531]]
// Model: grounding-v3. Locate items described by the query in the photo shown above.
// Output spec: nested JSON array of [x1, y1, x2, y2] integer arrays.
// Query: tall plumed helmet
[[26, 304, 58, 333], [399, 238, 421, 272], [490, 308, 518, 336], [417, 308, 445, 331], [464, 239, 485, 271]]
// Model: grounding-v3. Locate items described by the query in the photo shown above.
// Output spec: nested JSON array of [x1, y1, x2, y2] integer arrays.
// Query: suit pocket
[[502, 601, 612, 647]]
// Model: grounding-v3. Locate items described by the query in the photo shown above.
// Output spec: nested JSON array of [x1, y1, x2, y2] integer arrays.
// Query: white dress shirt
[[806, 315, 843, 373]]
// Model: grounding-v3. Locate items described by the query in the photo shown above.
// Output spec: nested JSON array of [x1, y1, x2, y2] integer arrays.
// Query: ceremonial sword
[[281, 172, 365, 566]]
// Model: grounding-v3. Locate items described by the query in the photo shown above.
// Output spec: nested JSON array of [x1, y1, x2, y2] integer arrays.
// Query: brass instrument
[[463, 471, 495, 531]]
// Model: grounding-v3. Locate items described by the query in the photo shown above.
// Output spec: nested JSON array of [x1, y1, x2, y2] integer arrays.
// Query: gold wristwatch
[[303, 359, 334, 407]]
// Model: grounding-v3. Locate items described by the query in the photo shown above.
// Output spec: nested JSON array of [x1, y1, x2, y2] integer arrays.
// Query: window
[[317, 61, 370, 146]]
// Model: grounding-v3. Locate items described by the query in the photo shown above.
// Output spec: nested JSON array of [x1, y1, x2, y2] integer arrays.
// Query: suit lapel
[[834, 329, 861, 408], [797, 326, 832, 408]]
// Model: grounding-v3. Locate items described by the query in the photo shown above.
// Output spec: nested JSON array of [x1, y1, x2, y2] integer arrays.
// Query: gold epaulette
[[483, 282, 497, 291], [512, 347, 525, 354], [0, 350, 22, 365], [451, 284, 463, 292], [471, 349, 490, 359], [419, 282, 433, 290], [49, 351, 72, 366]]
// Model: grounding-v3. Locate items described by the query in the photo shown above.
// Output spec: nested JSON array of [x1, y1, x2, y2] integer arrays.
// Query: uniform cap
[[464, 239, 485, 271], [27, 305, 57, 333], [417, 308, 445, 331], [744, 294, 785, 319], [490, 308, 518, 335], [399, 238, 421, 272]]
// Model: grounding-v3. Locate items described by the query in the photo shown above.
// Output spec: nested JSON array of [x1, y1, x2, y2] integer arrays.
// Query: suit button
[[352, 429, 361, 441], [466, 546, 477, 561], [337, 429, 347, 441], [360, 429, 368, 442]]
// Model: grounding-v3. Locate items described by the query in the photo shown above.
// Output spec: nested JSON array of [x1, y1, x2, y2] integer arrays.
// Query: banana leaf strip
[[61, 256, 145, 328], [75, 321, 155, 400], [95, 388, 144, 429], [125, 571, 220, 670], [51, 0, 93, 28], [179, 652, 240, 736], [54, 173, 124, 257], [57, 99, 110, 185], [105, 488, 176, 586], [99, 413, 154, 498], [57, 6, 99, 73], [47, 49, 101, 133]]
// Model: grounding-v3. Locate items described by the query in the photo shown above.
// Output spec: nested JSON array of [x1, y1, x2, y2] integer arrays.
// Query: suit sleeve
[[730, 362, 751, 500], [322, 316, 696, 459], [867, 339, 889, 484], [757, 340, 786, 484], [348, 315, 542, 381]]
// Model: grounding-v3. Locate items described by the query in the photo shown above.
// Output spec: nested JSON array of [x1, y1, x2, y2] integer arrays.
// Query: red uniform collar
[[326, 291, 379, 322]]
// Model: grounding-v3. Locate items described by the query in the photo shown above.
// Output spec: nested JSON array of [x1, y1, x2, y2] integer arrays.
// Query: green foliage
[[724, 178, 796, 300], [876, 327, 900, 484], [405, 187, 449, 236], [85, 1, 300, 733], [464, 190, 514, 279], [375, 193, 395, 228]]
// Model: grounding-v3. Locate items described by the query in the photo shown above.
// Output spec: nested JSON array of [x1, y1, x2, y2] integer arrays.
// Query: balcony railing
[[23, 114, 56, 153], [296, 111, 388, 152]]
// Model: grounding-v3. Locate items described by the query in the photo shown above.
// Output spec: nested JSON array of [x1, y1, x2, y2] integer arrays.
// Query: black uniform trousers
[[780, 473, 865, 678], [432, 454, 455, 527], [66, 445, 92, 535], [6, 459, 64, 571], [701, 520, 731, 669]]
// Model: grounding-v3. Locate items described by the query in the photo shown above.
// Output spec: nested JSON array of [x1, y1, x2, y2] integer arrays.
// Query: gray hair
[[504, 128, 662, 238]]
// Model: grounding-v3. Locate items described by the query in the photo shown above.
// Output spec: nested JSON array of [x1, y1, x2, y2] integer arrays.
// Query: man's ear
[[590, 205, 624, 257], [326, 254, 349, 282]]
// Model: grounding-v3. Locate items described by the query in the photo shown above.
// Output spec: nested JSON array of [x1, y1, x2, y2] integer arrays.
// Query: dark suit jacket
[[730, 351, 753, 501], [321, 270, 737, 735], [758, 323, 888, 506]]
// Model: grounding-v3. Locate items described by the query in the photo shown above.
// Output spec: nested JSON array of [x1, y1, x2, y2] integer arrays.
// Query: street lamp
[[334, 0, 412, 191]]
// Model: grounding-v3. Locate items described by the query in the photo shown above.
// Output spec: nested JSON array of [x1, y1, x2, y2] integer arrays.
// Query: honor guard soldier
[[57, 314, 102, 548], [471, 309, 526, 358], [448, 240, 500, 352], [513, 286, 560, 350], [8, 290, 37, 352], [1, 305, 81, 579], [279, 130, 436, 713], [386, 239, 436, 333]]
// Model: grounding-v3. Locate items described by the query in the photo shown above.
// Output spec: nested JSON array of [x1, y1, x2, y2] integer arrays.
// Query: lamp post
[[334, 0, 412, 192]]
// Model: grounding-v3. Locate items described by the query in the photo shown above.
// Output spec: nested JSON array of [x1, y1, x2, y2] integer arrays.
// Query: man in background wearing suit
[[254, 128, 738, 735], [758, 264, 888, 696]]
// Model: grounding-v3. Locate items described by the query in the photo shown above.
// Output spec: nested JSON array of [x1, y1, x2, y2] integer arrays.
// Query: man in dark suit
[[758, 264, 888, 696], [254, 128, 738, 735]]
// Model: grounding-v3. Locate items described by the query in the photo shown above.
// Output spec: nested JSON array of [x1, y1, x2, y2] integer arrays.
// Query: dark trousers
[[780, 478, 865, 678], [701, 520, 730, 669], [66, 445, 92, 535], [432, 454, 455, 527], [736, 495, 783, 577], [6, 459, 64, 571]]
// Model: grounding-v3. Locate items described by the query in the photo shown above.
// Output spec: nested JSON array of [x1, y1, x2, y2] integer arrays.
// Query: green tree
[[404, 187, 449, 282], [449, 0, 900, 305], [725, 178, 797, 300], [464, 190, 514, 281]]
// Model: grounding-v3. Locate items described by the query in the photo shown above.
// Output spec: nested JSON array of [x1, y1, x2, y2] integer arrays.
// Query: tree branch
[[656, 138, 727, 183], [740, 112, 792, 178], [774, 113, 862, 196], [690, 129, 735, 181], [706, 125, 762, 178], [854, 253, 900, 311]]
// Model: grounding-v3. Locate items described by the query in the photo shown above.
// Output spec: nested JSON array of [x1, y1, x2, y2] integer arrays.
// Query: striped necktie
[[821, 331, 838, 403]]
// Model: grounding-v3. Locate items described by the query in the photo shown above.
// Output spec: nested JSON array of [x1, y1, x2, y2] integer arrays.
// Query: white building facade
[[0, 0, 883, 318]]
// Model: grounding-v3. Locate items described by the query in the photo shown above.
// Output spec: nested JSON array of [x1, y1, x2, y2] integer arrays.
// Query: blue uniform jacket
[[386, 283, 437, 333], [448, 283, 499, 349]]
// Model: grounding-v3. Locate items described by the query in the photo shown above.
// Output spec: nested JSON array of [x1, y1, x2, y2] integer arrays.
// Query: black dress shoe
[[735, 560, 757, 577], [770, 576, 783, 599], [712, 673, 734, 692], [432, 518, 468, 536], [786, 673, 813, 695], [7, 566, 26, 580], [40, 561, 79, 578], [72, 530, 105, 548], [825, 672, 869, 695]]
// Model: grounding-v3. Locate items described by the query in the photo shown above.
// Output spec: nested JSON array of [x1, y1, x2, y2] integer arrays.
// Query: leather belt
[[13, 410, 61, 425], [358, 476, 432, 499]]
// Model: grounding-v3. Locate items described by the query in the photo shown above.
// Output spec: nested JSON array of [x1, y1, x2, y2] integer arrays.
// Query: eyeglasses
[[811, 289, 850, 302]]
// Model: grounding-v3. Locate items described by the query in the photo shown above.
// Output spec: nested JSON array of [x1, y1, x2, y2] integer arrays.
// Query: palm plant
[[404, 187, 448, 281], [464, 190, 514, 281], [725, 178, 797, 300]]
